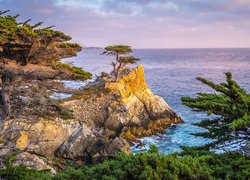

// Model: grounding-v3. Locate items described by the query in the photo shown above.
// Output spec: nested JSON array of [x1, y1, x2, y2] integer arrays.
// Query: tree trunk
[[1, 75, 15, 120], [111, 62, 117, 81], [115, 62, 123, 81], [114, 68, 118, 81], [114, 53, 119, 81]]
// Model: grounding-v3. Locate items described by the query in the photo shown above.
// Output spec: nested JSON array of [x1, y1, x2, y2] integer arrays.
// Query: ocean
[[64, 48, 250, 154]]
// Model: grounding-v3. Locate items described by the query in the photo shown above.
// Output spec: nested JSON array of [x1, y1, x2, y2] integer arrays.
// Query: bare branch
[[22, 19, 31, 26], [0, 10, 10, 16]]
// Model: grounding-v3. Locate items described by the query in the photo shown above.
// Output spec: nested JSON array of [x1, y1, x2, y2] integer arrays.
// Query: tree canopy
[[0, 10, 91, 80], [181, 72, 250, 147], [102, 45, 132, 56]]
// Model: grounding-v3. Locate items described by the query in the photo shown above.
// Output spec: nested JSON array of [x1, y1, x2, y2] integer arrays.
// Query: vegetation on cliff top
[[101, 45, 140, 80], [0, 10, 70, 42], [0, 10, 91, 120]]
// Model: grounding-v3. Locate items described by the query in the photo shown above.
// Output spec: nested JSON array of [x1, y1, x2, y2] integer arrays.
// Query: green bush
[[1, 146, 249, 180]]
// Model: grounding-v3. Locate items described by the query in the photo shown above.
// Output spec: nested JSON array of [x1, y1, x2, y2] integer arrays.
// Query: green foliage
[[181, 72, 250, 146], [0, 155, 50, 180], [59, 43, 80, 49], [0, 165, 51, 180], [229, 113, 250, 130], [1, 154, 51, 179], [118, 55, 140, 65], [1, 146, 250, 180], [52, 62, 92, 80], [103, 45, 132, 56], [148, 145, 159, 154], [4, 155, 17, 167], [34, 28, 71, 41], [0, 12, 71, 43], [180, 146, 250, 179], [69, 66, 92, 79], [101, 44, 140, 80]]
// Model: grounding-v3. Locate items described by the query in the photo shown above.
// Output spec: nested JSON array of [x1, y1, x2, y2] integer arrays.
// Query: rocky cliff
[[0, 65, 182, 172]]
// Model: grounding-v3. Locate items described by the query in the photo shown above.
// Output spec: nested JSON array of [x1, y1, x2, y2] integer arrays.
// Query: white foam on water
[[50, 92, 72, 100], [61, 80, 88, 89], [211, 139, 248, 154]]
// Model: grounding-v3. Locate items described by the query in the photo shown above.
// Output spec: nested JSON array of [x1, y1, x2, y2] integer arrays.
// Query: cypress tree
[[181, 72, 250, 147]]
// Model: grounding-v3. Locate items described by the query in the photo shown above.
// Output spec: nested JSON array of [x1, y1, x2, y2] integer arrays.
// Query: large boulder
[[57, 128, 131, 162], [1, 118, 76, 157]]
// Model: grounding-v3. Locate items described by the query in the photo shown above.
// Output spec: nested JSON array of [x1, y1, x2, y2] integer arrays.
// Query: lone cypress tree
[[0, 10, 92, 121], [181, 72, 250, 147], [101, 45, 139, 80]]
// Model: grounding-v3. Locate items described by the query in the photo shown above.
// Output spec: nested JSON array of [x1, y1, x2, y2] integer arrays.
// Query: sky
[[1, 0, 250, 48]]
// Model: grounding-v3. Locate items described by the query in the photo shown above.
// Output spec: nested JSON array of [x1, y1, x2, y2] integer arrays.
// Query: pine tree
[[0, 10, 92, 121], [181, 72, 250, 147]]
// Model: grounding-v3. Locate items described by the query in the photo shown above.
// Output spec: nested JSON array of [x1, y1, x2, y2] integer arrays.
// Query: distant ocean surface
[[65, 48, 250, 154]]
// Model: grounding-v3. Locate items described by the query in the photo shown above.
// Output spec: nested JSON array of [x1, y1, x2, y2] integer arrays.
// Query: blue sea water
[[65, 48, 250, 154]]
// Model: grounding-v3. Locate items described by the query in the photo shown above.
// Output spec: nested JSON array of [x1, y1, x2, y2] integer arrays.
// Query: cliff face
[[0, 65, 182, 172], [103, 65, 182, 137]]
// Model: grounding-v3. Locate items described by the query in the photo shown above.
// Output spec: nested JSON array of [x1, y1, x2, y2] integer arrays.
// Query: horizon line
[[83, 46, 250, 50]]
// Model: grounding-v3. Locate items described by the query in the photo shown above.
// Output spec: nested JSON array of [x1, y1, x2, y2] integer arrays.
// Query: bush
[[1, 146, 249, 180]]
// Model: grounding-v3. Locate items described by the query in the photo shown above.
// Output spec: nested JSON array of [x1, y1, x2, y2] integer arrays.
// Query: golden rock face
[[119, 65, 147, 97], [105, 65, 148, 101], [16, 131, 29, 149], [104, 65, 182, 131]]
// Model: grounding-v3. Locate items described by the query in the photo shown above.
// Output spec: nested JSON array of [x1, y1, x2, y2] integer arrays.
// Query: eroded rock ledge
[[0, 65, 182, 172]]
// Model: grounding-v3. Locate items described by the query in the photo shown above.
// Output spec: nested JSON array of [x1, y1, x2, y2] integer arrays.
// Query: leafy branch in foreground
[[181, 72, 250, 147], [1, 146, 250, 180]]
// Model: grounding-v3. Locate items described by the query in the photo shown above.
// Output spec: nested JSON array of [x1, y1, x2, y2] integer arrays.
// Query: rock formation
[[0, 65, 182, 172]]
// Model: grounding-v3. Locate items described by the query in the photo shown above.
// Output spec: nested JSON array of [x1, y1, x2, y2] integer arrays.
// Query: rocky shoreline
[[0, 65, 182, 172]]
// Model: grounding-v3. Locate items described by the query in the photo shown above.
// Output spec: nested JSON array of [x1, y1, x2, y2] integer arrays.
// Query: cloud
[[0, 0, 250, 48]]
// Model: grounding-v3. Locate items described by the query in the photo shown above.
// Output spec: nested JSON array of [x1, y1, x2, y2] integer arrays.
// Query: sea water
[[64, 48, 250, 154]]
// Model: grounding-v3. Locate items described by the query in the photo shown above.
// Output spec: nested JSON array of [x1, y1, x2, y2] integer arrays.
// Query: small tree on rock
[[0, 10, 92, 121], [101, 45, 139, 80]]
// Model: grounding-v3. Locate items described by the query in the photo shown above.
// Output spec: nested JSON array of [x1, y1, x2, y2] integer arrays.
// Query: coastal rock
[[1, 118, 76, 157], [13, 152, 56, 174], [57, 128, 131, 162], [103, 65, 182, 136], [0, 65, 182, 171], [63, 65, 182, 133]]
